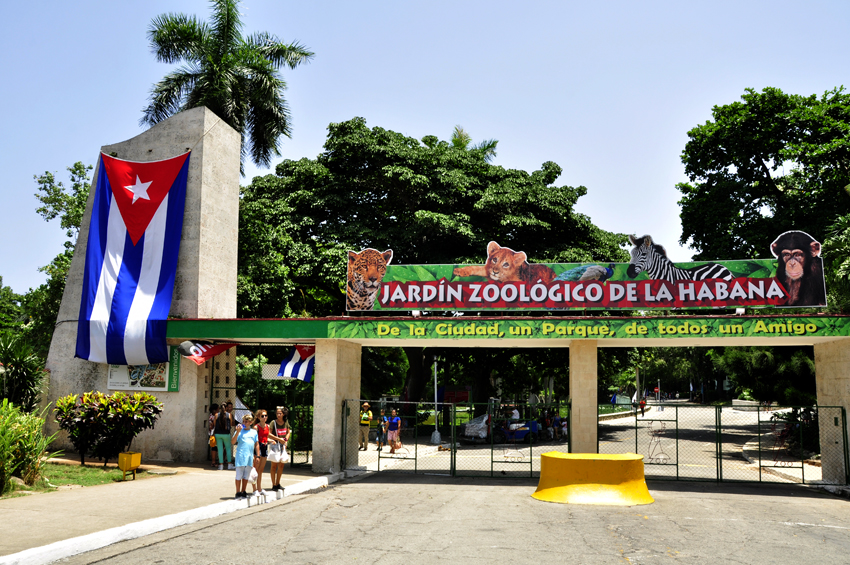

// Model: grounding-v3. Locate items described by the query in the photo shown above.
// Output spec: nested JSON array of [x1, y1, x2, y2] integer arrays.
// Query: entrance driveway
[[61, 473, 850, 564]]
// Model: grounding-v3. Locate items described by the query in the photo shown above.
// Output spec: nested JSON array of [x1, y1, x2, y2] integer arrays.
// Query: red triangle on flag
[[101, 152, 190, 245], [295, 345, 315, 359]]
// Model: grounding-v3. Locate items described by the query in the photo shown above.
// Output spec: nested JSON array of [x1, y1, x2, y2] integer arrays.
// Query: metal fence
[[598, 403, 849, 485], [341, 399, 570, 478]]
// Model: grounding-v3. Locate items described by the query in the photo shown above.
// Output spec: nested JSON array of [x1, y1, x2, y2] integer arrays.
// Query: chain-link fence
[[598, 403, 848, 485], [342, 399, 570, 478]]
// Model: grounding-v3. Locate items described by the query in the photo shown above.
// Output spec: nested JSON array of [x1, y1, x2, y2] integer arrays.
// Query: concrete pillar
[[814, 339, 850, 484], [312, 339, 362, 473], [45, 107, 241, 463], [569, 340, 598, 453]]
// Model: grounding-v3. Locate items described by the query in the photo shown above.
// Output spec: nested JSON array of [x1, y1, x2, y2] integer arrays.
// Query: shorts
[[258, 443, 268, 458], [235, 466, 253, 481], [267, 444, 289, 463], [387, 429, 399, 442]]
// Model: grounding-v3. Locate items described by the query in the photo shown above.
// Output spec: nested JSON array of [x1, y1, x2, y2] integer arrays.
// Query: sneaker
[[258, 489, 266, 496], [227, 463, 235, 470], [235, 492, 242, 500], [272, 484, 281, 491], [218, 465, 223, 471]]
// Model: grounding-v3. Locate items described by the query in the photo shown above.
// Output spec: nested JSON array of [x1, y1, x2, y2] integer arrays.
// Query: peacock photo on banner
[[76, 152, 190, 365]]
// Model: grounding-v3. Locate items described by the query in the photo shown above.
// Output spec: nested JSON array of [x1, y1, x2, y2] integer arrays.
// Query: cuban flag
[[76, 152, 190, 365], [278, 345, 316, 383]]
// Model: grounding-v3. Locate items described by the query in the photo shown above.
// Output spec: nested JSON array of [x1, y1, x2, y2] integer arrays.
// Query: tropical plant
[[449, 125, 498, 162], [0, 334, 46, 413], [142, 0, 314, 170], [54, 391, 163, 467], [0, 400, 58, 494], [11, 406, 59, 486], [0, 399, 24, 494]]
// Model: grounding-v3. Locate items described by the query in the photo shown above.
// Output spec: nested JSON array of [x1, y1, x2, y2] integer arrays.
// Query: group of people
[[359, 403, 403, 454], [208, 403, 291, 499]]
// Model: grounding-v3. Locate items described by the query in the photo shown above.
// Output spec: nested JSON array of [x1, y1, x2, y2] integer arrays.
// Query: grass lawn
[[2, 463, 157, 499]]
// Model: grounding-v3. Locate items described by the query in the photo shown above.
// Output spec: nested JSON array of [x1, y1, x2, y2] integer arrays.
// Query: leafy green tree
[[34, 162, 92, 248], [712, 346, 816, 405], [0, 277, 22, 334], [22, 162, 92, 357], [0, 335, 47, 413], [142, 0, 314, 170], [678, 87, 850, 260], [239, 117, 628, 401]]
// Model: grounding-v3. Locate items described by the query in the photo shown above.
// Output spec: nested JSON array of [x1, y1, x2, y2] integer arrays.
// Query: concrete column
[[45, 107, 241, 463], [312, 339, 362, 473], [814, 339, 850, 484], [569, 340, 598, 453]]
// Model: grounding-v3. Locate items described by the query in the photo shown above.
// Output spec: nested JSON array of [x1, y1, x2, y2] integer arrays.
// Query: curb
[[0, 472, 344, 565]]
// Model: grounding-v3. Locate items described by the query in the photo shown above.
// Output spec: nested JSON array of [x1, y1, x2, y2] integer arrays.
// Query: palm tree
[[141, 0, 314, 171], [450, 126, 498, 162]]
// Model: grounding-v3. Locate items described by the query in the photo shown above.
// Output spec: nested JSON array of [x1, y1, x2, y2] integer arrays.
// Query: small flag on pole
[[278, 345, 316, 383]]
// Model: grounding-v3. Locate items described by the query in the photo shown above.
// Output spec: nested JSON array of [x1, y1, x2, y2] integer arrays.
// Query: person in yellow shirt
[[359, 402, 372, 451]]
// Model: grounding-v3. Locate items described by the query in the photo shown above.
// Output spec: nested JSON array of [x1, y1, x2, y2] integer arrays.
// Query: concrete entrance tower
[[45, 107, 241, 462]]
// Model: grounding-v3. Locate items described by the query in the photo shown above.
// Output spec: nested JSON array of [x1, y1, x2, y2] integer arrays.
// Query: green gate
[[341, 399, 570, 478], [598, 403, 849, 485]]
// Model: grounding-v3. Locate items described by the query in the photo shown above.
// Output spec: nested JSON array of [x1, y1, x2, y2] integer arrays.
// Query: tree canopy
[[678, 87, 850, 260], [142, 0, 314, 170], [238, 117, 628, 402], [239, 116, 628, 319]]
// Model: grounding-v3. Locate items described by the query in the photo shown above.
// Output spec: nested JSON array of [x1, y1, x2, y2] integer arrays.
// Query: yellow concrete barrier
[[532, 452, 654, 506]]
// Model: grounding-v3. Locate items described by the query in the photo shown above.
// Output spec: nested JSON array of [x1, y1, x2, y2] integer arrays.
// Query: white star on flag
[[125, 176, 152, 204]]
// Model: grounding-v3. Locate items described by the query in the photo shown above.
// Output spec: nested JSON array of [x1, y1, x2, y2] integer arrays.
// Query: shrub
[[0, 399, 58, 494], [54, 391, 163, 467], [0, 334, 46, 413]]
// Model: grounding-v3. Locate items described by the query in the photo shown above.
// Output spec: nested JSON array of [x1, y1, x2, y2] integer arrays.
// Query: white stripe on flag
[[124, 194, 169, 365], [296, 356, 313, 380], [282, 351, 302, 377], [88, 196, 128, 364]]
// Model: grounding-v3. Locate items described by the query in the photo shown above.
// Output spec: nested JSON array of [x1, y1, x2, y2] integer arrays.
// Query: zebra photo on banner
[[627, 235, 733, 282]]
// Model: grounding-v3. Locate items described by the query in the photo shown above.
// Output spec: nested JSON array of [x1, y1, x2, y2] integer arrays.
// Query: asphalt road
[[58, 472, 850, 565]]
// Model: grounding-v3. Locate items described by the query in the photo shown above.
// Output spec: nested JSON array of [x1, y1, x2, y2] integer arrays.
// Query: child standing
[[231, 413, 259, 499]]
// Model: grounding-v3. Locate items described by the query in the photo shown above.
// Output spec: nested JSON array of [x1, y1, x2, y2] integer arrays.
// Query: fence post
[[843, 408, 850, 485]]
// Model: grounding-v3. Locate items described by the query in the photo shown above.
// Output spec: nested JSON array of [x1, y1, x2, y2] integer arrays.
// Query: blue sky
[[1, 0, 847, 293]]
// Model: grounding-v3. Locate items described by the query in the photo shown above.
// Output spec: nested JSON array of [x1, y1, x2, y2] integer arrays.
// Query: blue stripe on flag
[[105, 230, 145, 365], [76, 157, 112, 361], [145, 157, 189, 363]]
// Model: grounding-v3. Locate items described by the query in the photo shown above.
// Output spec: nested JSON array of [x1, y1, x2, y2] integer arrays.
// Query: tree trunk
[[402, 347, 426, 405]]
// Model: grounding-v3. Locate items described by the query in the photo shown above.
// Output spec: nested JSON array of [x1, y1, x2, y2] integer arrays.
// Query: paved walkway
[[0, 458, 336, 563]]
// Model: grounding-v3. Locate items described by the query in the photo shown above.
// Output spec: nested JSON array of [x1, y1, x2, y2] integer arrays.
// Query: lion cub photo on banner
[[453, 241, 555, 284], [347, 248, 393, 311]]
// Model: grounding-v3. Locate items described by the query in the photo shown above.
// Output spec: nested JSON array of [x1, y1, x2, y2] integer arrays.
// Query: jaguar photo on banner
[[345, 232, 827, 312]]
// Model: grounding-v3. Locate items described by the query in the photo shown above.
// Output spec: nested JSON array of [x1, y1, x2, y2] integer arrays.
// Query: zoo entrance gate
[[341, 400, 849, 485]]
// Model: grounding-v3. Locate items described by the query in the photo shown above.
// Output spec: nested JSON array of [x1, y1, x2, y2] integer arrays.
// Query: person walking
[[639, 397, 646, 417], [231, 413, 259, 499], [376, 408, 387, 451], [387, 408, 402, 454], [268, 406, 290, 491], [213, 401, 236, 470], [253, 409, 270, 496], [359, 403, 372, 451]]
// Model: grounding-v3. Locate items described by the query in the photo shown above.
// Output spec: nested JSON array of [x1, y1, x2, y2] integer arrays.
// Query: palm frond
[[209, 0, 243, 57], [245, 32, 315, 69], [147, 13, 209, 63], [451, 126, 472, 149], [140, 66, 200, 126]]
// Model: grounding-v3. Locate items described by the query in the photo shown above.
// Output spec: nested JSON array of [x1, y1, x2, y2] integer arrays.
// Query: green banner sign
[[329, 317, 850, 341]]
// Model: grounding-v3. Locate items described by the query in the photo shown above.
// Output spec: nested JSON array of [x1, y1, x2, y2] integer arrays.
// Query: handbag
[[209, 435, 217, 447]]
